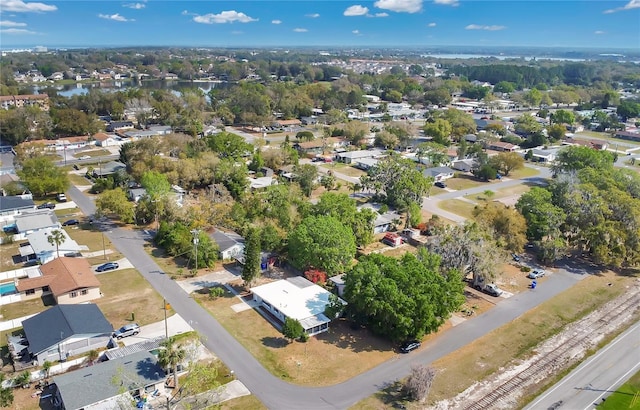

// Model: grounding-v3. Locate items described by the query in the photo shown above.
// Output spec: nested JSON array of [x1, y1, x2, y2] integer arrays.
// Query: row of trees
[[517, 146, 640, 266]]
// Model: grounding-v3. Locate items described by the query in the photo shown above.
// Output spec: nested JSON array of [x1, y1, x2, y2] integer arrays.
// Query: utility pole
[[163, 299, 169, 339], [191, 229, 200, 272]]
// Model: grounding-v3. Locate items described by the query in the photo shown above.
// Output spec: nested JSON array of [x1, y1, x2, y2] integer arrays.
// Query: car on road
[[96, 262, 119, 272], [527, 270, 546, 279], [434, 181, 446, 188], [113, 323, 140, 339], [62, 219, 80, 226], [56, 193, 67, 202], [79, 155, 91, 160], [400, 340, 421, 353], [37, 202, 56, 210]]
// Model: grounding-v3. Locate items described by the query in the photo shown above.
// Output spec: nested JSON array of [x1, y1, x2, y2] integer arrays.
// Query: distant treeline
[[448, 63, 600, 89]]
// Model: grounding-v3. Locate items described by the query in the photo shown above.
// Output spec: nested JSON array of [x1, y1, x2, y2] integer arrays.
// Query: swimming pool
[[0, 282, 17, 295]]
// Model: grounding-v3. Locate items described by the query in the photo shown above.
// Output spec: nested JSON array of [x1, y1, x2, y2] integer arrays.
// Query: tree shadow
[[316, 319, 395, 354], [261, 336, 289, 348], [372, 379, 411, 408]]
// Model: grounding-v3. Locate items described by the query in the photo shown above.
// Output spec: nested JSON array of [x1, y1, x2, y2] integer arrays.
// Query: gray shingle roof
[[15, 211, 59, 232], [54, 351, 165, 410], [22, 304, 113, 355], [0, 196, 34, 212], [209, 230, 244, 252]]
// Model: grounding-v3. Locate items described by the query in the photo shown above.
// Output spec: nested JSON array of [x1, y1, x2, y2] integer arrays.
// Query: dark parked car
[[434, 181, 446, 188], [96, 262, 119, 272], [37, 202, 56, 210], [113, 323, 140, 339], [62, 219, 79, 226], [400, 340, 421, 353]]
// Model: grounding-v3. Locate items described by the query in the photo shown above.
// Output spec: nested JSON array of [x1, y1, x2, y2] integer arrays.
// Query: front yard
[[193, 282, 397, 386]]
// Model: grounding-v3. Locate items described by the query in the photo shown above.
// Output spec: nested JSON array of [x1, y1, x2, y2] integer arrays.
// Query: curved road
[[67, 180, 589, 410], [524, 321, 640, 410]]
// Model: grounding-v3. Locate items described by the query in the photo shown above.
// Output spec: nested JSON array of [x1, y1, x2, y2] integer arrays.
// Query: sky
[[0, 0, 639, 49]]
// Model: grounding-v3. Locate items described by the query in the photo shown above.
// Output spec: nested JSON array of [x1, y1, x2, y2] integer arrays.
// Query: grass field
[[74, 148, 112, 158], [437, 198, 477, 220], [67, 173, 92, 186], [508, 166, 541, 179], [320, 163, 366, 178], [94, 268, 168, 328], [600, 370, 640, 410], [351, 271, 635, 409], [194, 283, 397, 386], [442, 176, 485, 191]]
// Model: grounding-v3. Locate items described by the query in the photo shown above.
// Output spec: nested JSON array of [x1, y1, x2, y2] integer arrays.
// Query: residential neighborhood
[[1, 44, 639, 410]]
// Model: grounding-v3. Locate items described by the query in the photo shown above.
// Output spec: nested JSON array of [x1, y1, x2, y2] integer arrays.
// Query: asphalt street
[[67, 182, 589, 410], [525, 321, 640, 410]]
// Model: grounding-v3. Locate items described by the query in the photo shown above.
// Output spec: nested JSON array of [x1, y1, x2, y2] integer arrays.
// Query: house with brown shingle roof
[[16, 257, 101, 304]]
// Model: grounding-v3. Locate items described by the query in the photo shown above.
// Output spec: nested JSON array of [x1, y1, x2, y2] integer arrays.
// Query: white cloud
[[465, 24, 506, 31], [123, 3, 145, 9], [374, 0, 422, 13], [272, 19, 282, 24], [352, 29, 360, 34], [231, 30, 243, 35], [428, 22, 436, 27], [293, 28, 308, 32], [344, 5, 369, 16], [193, 10, 258, 24], [434, 0, 458, 6], [604, 0, 640, 13], [181, 10, 189, 15], [374, 12, 389, 17], [98, 13, 134, 22], [0, 0, 56, 12], [594, 30, 606, 34], [0, 27, 36, 34], [0, 20, 27, 27], [306, 13, 320, 18]]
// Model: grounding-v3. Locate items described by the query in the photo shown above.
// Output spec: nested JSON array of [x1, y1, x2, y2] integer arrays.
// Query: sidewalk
[[154, 379, 250, 410]]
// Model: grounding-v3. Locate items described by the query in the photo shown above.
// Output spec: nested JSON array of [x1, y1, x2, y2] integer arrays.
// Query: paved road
[[525, 321, 640, 410], [421, 165, 552, 222], [67, 183, 588, 410]]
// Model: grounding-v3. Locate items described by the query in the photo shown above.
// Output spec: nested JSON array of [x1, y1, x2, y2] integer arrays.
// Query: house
[[21, 304, 113, 365], [293, 137, 346, 155], [93, 132, 121, 147], [354, 157, 379, 170], [274, 119, 302, 128], [16, 257, 101, 304], [0, 195, 34, 218], [614, 130, 640, 142], [106, 121, 134, 133], [14, 210, 60, 236], [209, 229, 245, 261], [170, 185, 187, 206], [251, 276, 345, 336], [529, 147, 560, 163], [22, 228, 82, 264], [358, 203, 399, 234], [248, 176, 277, 190], [336, 149, 385, 164], [53, 351, 166, 410], [563, 137, 609, 151], [451, 158, 477, 172], [423, 166, 456, 182], [486, 141, 520, 152], [128, 187, 148, 202], [0, 94, 49, 111]]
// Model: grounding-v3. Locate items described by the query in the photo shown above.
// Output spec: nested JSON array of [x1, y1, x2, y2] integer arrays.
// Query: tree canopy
[[16, 155, 69, 198], [287, 215, 356, 275], [343, 249, 465, 342]]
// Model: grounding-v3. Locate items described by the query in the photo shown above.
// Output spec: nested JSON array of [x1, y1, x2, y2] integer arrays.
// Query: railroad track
[[463, 290, 640, 410]]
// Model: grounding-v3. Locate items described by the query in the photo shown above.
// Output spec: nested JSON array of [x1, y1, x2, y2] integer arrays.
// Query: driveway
[[120, 314, 194, 346], [66, 182, 591, 410], [176, 268, 241, 294]]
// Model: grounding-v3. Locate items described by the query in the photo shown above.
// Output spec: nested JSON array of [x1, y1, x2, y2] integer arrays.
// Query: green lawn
[[444, 176, 485, 191], [600, 370, 640, 410], [576, 131, 640, 147], [74, 148, 112, 158], [438, 199, 477, 220], [508, 166, 540, 179]]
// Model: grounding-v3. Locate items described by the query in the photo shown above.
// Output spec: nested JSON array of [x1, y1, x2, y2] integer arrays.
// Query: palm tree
[[157, 337, 186, 391], [47, 229, 66, 258]]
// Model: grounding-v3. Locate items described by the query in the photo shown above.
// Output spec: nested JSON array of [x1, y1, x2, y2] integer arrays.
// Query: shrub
[[304, 269, 328, 285], [520, 265, 531, 272], [209, 287, 225, 299]]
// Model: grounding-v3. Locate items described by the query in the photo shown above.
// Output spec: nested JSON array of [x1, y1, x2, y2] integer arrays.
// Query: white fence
[[0, 314, 37, 331], [0, 266, 39, 282], [0, 294, 21, 307], [1, 357, 87, 388]]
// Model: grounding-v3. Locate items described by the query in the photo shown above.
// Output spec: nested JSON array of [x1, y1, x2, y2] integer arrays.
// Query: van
[[57, 193, 67, 202]]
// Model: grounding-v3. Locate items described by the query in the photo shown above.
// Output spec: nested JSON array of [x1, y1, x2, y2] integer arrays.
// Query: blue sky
[[0, 0, 639, 49]]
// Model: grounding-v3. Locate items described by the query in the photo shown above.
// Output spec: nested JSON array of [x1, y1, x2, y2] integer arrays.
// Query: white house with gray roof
[[423, 166, 456, 182], [209, 229, 245, 261], [53, 351, 166, 410], [21, 304, 113, 365]]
